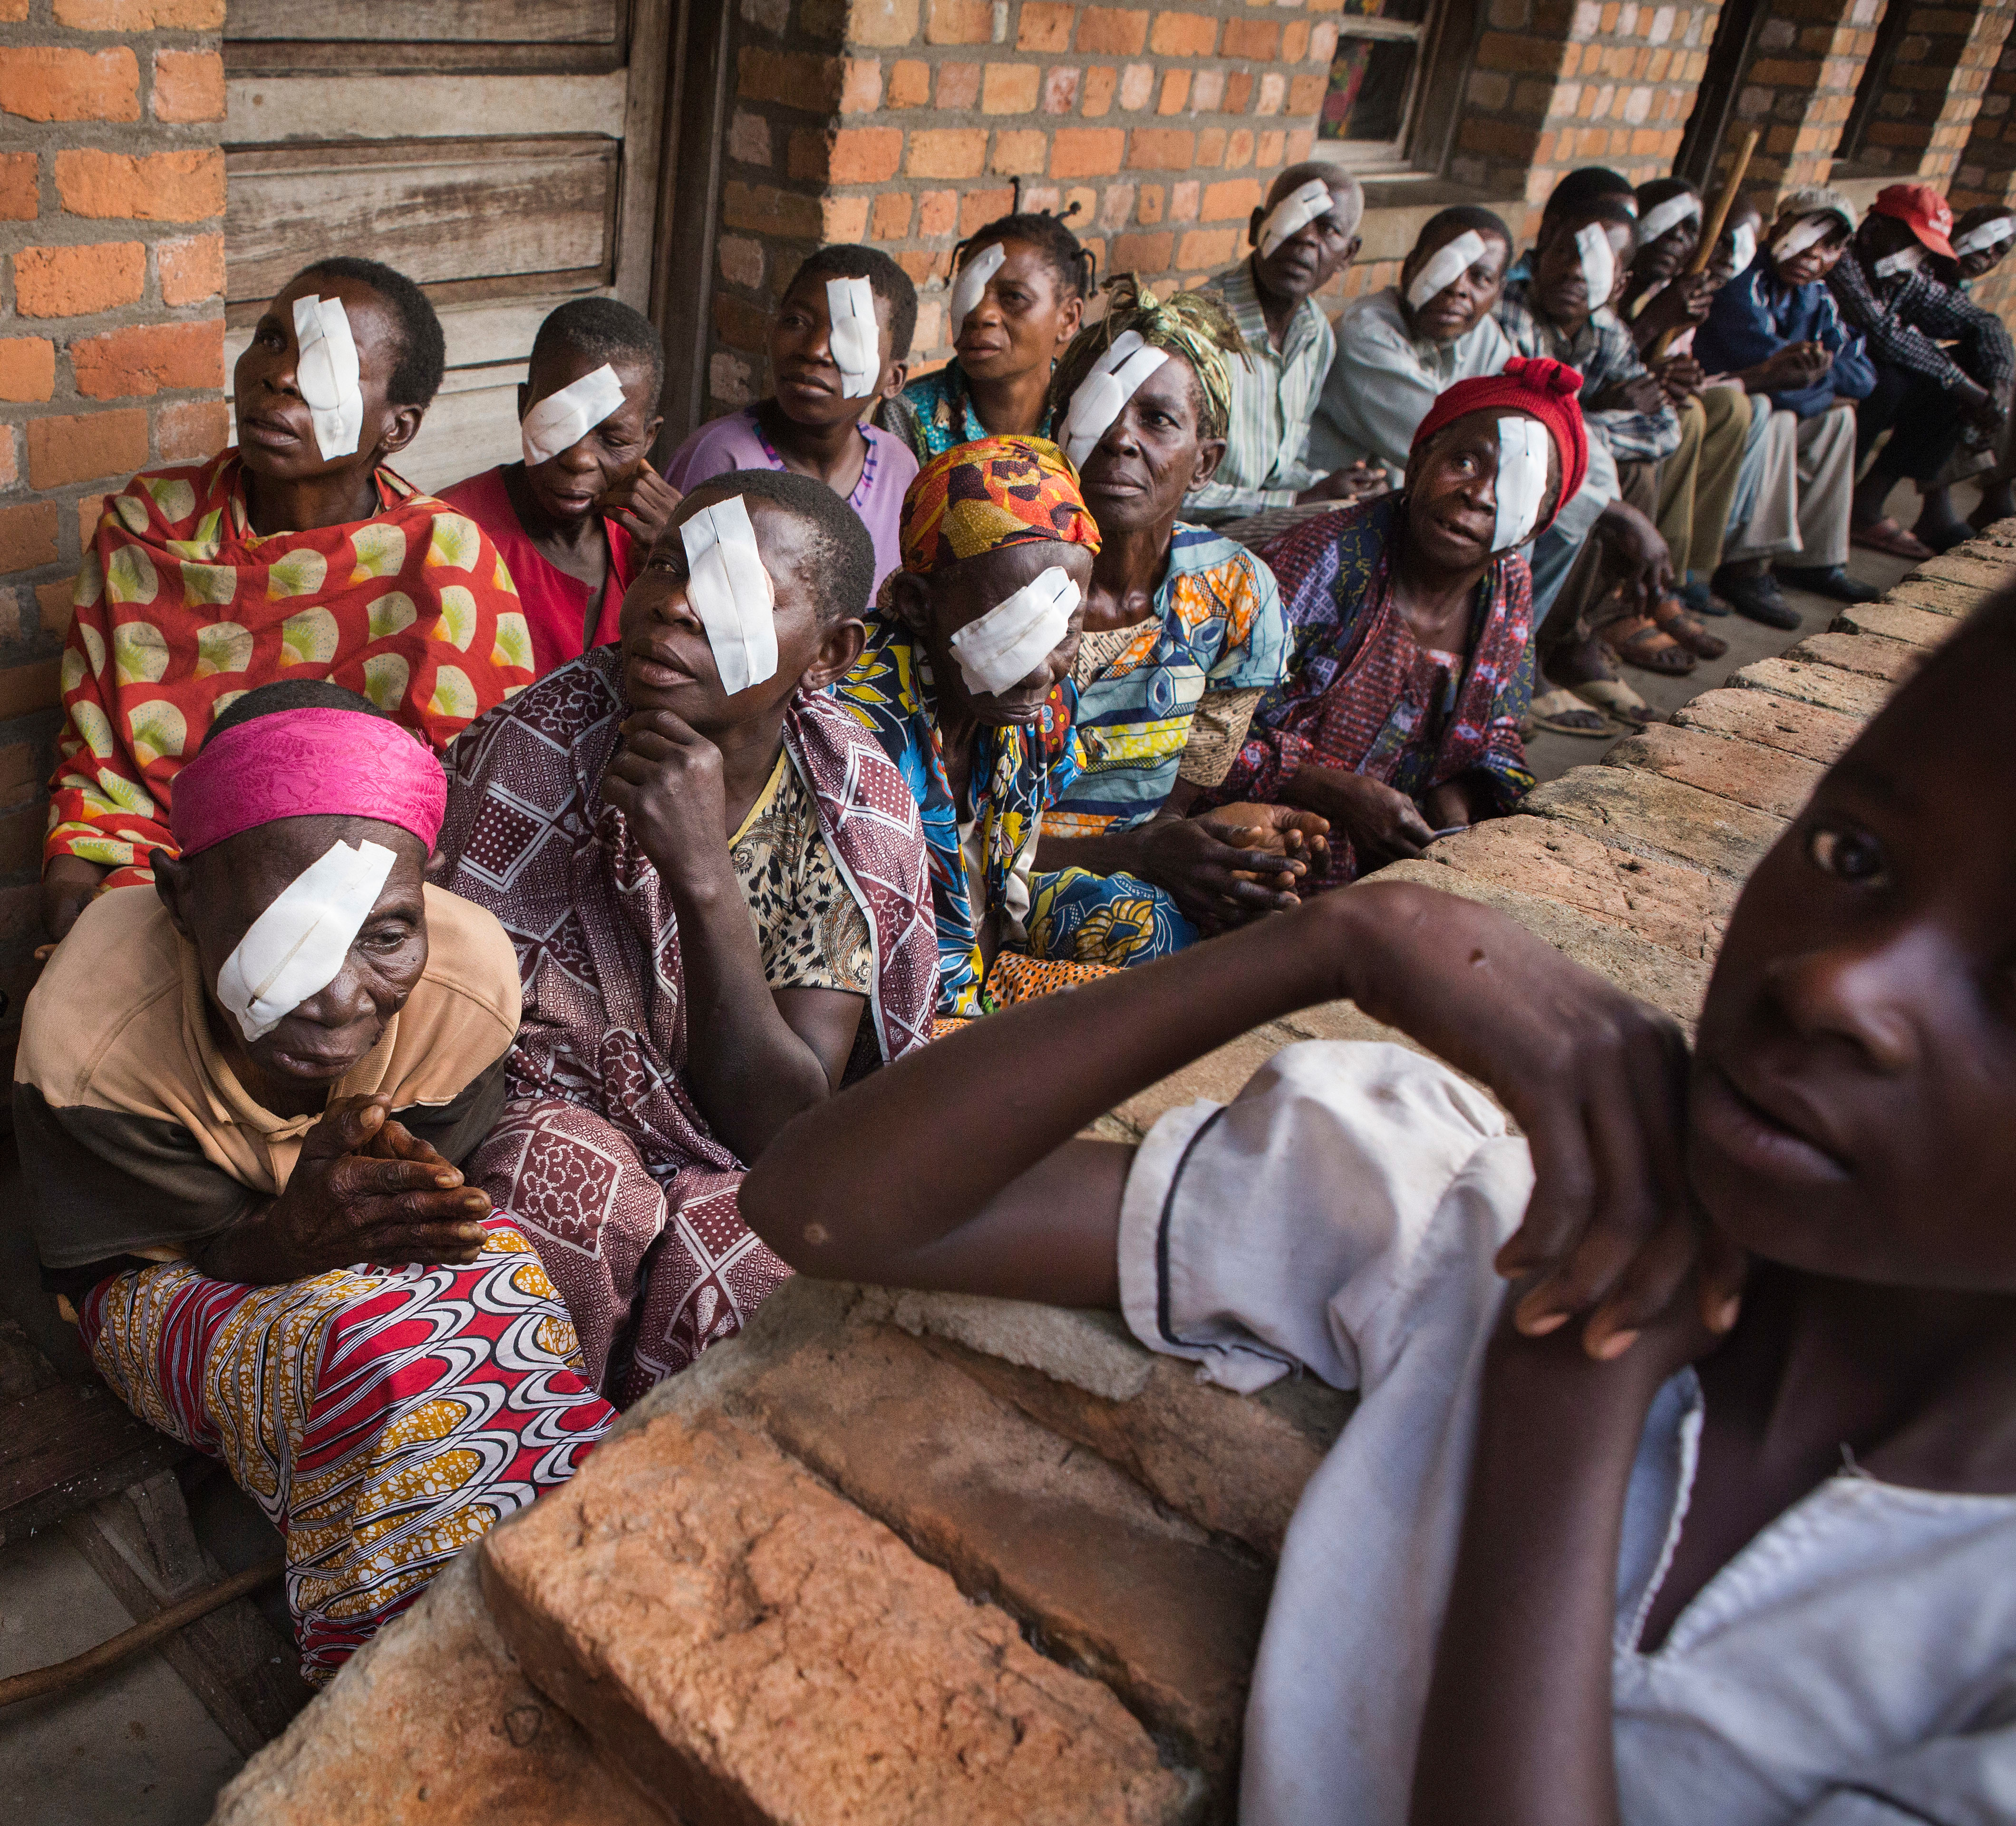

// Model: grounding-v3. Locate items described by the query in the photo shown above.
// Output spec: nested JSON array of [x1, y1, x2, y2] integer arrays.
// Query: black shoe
[[1776, 563, 1881, 604], [1710, 564, 1800, 629]]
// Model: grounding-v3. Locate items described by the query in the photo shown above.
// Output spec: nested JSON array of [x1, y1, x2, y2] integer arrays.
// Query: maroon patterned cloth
[[436, 647, 937, 1400]]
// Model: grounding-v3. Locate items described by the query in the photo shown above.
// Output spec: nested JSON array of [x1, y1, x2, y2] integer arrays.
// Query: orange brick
[[1112, 229, 1175, 270], [1078, 8, 1149, 55], [822, 194, 871, 241], [53, 0, 225, 22], [55, 149, 224, 222], [28, 408, 148, 488], [0, 152, 35, 221], [1226, 126, 1255, 167], [71, 319, 224, 400], [1289, 73, 1326, 115], [871, 190, 913, 239], [1043, 66, 1081, 113], [1225, 70, 1253, 114], [992, 128, 1049, 174], [1159, 70, 1191, 114], [1222, 19, 1280, 58], [1149, 10, 1218, 57], [76, 493, 107, 551], [1138, 183, 1165, 223], [1120, 62, 1154, 108], [828, 125, 904, 182], [1128, 126, 1196, 168], [1284, 20, 1312, 60], [12, 242, 145, 317], [1177, 226, 1238, 267], [919, 189, 959, 235], [937, 61, 980, 109], [1197, 125, 1227, 165], [906, 127, 988, 178], [737, 46, 843, 112], [841, 57, 882, 113], [0, 501, 58, 573], [984, 63, 1041, 112], [0, 427, 14, 491], [0, 338, 54, 403], [1257, 128, 1285, 166], [152, 48, 223, 122], [1052, 126, 1126, 176], [959, 185, 1016, 236], [1201, 176, 1263, 220], [1082, 66, 1118, 115], [924, 0, 992, 44], [1018, 1, 1076, 51], [34, 578, 74, 641], [887, 58, 931, 107], [157, 231, 223, 306], [0, 47, 139, 122], [848, 0, 920, 48], [720, 180, 822, 238]]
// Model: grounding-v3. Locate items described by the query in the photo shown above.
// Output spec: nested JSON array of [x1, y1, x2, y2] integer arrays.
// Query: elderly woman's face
[[156, 814, 430, 1092], [1403, 407, 1561, 572], [1073, 354, 1223, 536], [953, 238, 1084, 387]]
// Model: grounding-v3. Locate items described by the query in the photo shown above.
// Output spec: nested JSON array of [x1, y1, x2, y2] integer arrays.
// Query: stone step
[[1605, 722, 1825, 821], [1522, 765, 1786, 884], [1670, 687, 1864, 765], [1822, 604, 1956, 651], [1733, 654, 1893, 719], [1884, 574, 1980, 616], [1787, 630, 1924, 680]]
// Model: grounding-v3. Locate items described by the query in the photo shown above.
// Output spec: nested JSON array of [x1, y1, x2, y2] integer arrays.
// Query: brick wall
[[1723, 0, 1882, 193], [1856, 0, 2016, 182], [0, 0, 225, 1059]]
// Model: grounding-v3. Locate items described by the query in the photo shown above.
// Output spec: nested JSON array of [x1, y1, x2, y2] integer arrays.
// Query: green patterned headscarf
[[1047, 274, 1248, 443]]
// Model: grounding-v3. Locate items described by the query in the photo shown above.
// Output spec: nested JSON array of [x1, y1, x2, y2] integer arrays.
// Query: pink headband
[[170, 707, 447, 857]]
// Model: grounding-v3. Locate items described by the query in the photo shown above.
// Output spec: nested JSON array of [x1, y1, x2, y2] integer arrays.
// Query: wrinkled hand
[[1650, 353, 1705, 403], [1205, 801, 1331, 870], [1294, 765, 1434, 864], [41, 854, 109, 944], [1297, 459, 1391, 507], [1603, 501, 1675, 615], [262, 1096, 490, 1278], [1760, 340, 1831, 390], [1638, 273, 1715, 342], [1587, 371, 1669, 416], [600, 460, 682, 549], [601, 708, 732, 888], [1118, 812, 1310, 925], [1420, 778, 1475, 834]]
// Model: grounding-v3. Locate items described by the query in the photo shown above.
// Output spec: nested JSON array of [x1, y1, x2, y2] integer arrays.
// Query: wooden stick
[[1648, 126, 1761, 360], [0, 1556, 283, 1710]]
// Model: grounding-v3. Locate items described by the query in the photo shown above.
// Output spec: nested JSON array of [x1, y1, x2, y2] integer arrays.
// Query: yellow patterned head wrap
[[1046, 274, 1249, 442], [899, 434, 1102, 575]]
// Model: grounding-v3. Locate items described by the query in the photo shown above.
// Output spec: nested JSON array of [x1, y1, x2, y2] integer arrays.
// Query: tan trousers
[[1536, 459, 1658, 660], [1725, 402, 1856, 571], [1656, 387, 1751, 579]]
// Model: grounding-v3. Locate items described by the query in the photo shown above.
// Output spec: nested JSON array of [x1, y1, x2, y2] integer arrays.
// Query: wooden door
[[221, 0, 673, 493]]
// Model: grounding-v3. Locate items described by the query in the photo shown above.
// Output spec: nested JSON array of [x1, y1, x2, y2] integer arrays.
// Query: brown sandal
[[1651, 595, 1728, 660], [1851, 518, 1935, 559], [1602, 613, 1697, 676]]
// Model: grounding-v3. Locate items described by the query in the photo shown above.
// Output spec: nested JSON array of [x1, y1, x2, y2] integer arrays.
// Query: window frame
[[1313, 0, 1478, 180]]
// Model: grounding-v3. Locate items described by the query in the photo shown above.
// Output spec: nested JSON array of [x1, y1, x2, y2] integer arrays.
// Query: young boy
[[440, 298, 678, 679], [743, 586, 2016, 1825], [665, 245, 918, 596]]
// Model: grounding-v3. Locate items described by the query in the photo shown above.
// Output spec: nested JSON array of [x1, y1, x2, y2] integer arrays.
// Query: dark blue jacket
[[1696, 258, 1876, 418]]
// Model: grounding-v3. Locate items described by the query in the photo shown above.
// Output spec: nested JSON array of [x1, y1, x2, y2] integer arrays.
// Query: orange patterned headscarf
[[899, 435, 1102, 574]]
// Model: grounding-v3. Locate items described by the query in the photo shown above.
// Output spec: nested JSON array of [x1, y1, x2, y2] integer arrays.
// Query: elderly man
[[15, 681, 614, 1682]]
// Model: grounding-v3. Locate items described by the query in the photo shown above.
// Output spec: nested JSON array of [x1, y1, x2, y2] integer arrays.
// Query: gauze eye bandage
[[1257, 177, 1337, 259], [1727, 221, 1758, 272], [1406, 230, 1489, 310], [1492, 416, 1551, 554], [291, 295, 364, 462], [826, 276, 881, 398], [216, 838, 397, 1044], [1638, 193, 1702, 243], [1061, 330, 1171, 466], [1574, 222, 1617, 309], [949, 565, 1080, 698], [1874, 243, 1926, 278], [680, 495, 778, 696], [950, 243, 1008, 340], [1956, 216, 2016, 258], [1773, 216, 1832, 262], [521, 363, 627, 467]]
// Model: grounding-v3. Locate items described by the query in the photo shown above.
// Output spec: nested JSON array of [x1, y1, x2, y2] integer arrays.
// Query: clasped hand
[[601, 708, 732, 884]]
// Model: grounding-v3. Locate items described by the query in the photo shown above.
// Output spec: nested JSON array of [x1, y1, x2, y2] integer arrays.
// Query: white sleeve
[[1792, 1704, 2016, 1825], [1116, 1041, 1531, 1395]]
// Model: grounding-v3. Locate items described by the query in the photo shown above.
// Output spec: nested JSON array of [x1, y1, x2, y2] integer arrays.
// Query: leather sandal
[[1651, 595, 1728, 660], [1851, 519, 1935, 559], [1568, 676, 1661, 726], [1527, 687, 1620, 738], [1601, 613, 1698, 676]]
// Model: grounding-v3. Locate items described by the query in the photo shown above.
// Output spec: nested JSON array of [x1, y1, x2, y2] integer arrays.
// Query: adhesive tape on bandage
[[948, 565, 1080, 698], [1257, 177, 1337, 259], [680, 495, 778, 696], [950, 243, 1008, 340], [216, 838, 397, 1044], [826, 276, 881, 399], [1728, 221, 1758, 272], [1874, 243, 1926, 278], [1955, 216, 2016, 258], [1406, 230, 1490, 310], [1638, 193, 1702, 243], [291, 295, 364, 462], [1493, 416, 1551, 554], [521, 363, 627, 467], [1061, 330, 1171, 466], [1575, 222, 1617, 310], [1772, 216, 1831, 262]]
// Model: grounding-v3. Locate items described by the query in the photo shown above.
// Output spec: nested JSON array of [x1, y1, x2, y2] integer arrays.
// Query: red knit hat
[[1410, 355, 1590, 534]]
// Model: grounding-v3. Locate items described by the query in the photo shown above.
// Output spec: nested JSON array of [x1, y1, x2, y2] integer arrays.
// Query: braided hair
[[951, 209, 1097, 302]]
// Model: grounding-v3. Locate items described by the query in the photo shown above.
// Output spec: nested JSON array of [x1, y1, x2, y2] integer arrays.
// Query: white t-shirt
[[1117, 1041, 2016, 1826]]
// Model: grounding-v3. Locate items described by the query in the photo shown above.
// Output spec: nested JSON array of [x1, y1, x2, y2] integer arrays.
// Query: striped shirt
[[1827, 249, 2016, 399], [1187, 259, 1334, 521], [1495, 277, 1682, 466]]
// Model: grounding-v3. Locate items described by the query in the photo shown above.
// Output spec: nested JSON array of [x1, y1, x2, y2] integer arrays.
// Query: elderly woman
[[1026, 277, 1312, 961], [43, 256, 533, 942], [1200, 358, 1588, 886], [14, 682, 612, 1681]]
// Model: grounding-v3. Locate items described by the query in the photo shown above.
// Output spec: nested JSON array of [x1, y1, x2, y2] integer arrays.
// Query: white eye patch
[[1406, 230, 1490, 310], [291, 295, 363, 462], [1955, 216, 2016, 257], [1727, 221, 1758, 272], [216, 838, 397, 1044], [1638, 193, 1702, 243], [1772, 216, 1832, 262], [826, 276, 881, 398], [680, 495, 778, 696], [522, 363, 627, 467], [1061, 330, 1171, 466], [1874, 243, 1926, 278], [950, 242, 1008, 340], [1493, 416, 1551, 553], [1257, 177, 1338, 259], [948, 565, 1080, 698], [1575, 222, 1617, 309]]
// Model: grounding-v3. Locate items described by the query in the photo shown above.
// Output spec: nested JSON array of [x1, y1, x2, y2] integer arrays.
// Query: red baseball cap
[[1872, 183, 1956, 258]]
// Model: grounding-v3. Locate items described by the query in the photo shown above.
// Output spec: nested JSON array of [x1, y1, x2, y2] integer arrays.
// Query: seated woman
[[1199, 359, 1587, 886], [14, 682, 612, 1683], [440, 297, 679, 679], [1027, 277, 1317, 958], [877, 211, 1091, 463], [44, 256, 535, 942], [744, 580, 2016, 1826], [435, 470, 935, 1404]]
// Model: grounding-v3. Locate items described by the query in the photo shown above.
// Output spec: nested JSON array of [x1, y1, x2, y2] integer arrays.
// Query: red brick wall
[[1722, 0, 1882, 193], [1855, 0, 2016, 183], [0, 0, 225, 1054]]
